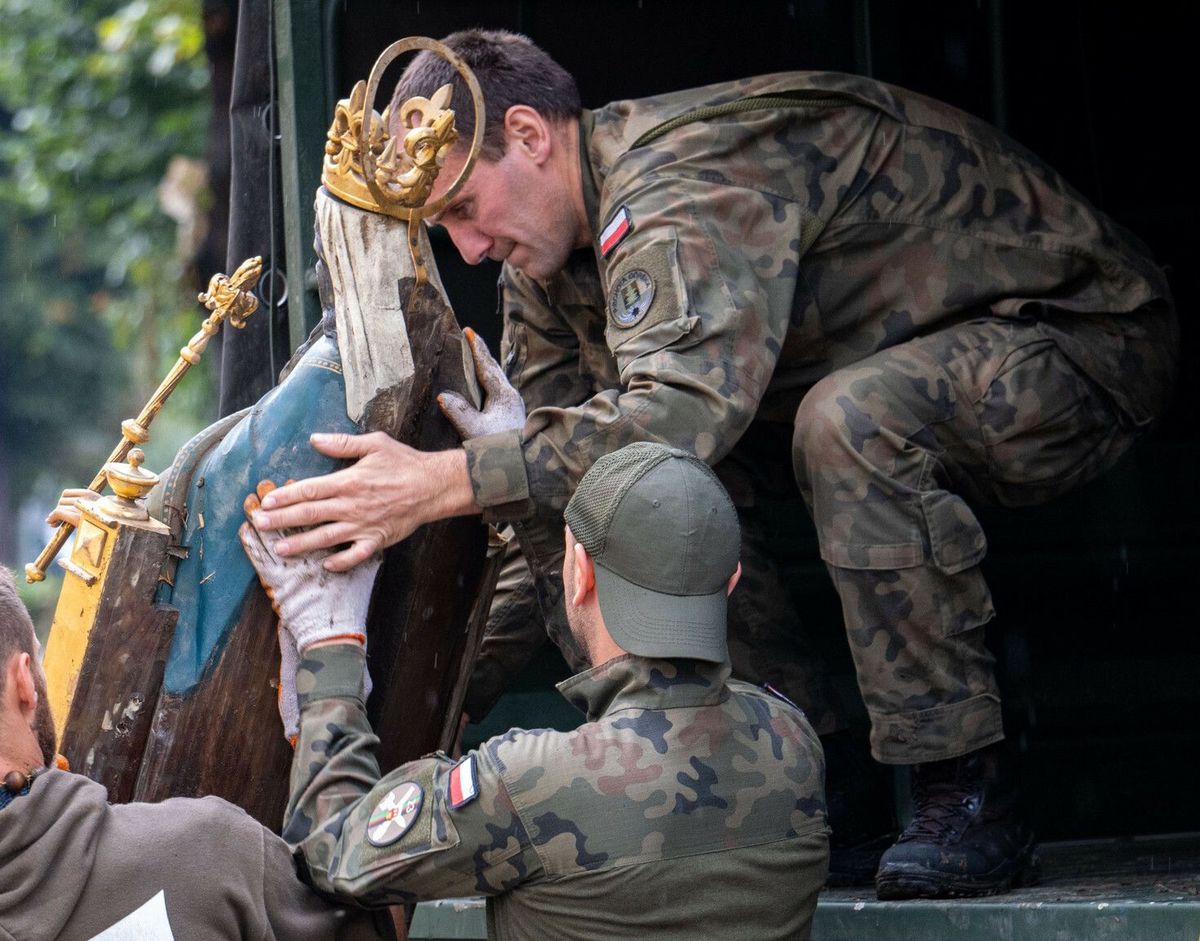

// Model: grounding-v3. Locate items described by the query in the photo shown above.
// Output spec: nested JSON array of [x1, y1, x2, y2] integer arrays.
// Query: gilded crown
[[322, 80, 459, 215]]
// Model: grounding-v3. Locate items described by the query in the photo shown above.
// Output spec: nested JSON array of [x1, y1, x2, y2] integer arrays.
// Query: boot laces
[[897, 781, 981, 845]]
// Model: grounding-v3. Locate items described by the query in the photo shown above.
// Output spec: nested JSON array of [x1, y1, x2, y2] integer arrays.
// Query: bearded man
[[0, 567, 391, 941]]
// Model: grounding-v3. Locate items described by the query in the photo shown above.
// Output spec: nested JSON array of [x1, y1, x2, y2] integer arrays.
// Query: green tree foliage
[[0, 0, 211, 572]]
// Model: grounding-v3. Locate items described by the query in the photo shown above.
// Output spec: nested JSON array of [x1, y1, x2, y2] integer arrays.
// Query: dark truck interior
[[216, 2, 1198, 935]]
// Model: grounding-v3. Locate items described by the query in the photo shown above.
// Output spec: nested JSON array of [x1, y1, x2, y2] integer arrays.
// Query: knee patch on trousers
[[819, 488, 987, 574], [821, 489, 993, 638]]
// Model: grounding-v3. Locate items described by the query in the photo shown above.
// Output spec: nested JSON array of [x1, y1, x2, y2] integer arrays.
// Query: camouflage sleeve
[[285, 643, 544, 906], [466, 171, 799, 521], [499, 264, 598, 414]]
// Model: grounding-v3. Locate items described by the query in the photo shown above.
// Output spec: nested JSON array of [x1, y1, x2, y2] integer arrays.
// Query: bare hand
[[249, 432, 478, 571], [46, 488, 102, 527], [437, 327, 525, 441]]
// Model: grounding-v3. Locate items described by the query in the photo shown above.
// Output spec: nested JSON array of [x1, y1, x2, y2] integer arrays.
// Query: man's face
[[427, 144, 579, 281]]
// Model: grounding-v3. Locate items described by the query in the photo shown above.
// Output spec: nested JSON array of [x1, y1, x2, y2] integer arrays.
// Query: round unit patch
[[609, 269, 656, 328], [366, 781, 424, 847]]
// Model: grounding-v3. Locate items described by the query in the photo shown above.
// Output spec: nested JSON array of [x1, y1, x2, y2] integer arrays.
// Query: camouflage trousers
[[793, 309, 1177, 764], [467, 308, 1176, 764]]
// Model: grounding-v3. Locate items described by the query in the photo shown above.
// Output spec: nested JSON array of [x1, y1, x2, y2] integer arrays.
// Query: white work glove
[[276, 625, 302, 745], [239, 481, 379, 742], [239, 480, 381, 650], [273, 623, 374, 746], [437, 327, 526, 441]]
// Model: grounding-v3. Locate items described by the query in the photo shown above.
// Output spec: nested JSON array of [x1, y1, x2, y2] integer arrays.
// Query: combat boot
[[874, 742, 1038, 899]]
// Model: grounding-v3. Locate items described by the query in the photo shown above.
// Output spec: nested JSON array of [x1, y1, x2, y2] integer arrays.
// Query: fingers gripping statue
[[239, 481, 381, 741]]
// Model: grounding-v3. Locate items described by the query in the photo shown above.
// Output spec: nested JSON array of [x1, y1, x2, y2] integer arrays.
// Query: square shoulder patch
[[605, 236, 686, 340]]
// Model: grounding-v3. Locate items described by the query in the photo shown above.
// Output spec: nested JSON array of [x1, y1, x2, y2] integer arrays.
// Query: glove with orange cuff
[[239, 481, 380, 741]]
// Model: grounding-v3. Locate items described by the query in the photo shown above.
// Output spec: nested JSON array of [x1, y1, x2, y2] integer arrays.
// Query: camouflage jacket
[[463, 71, 1170, 528], [287, 644, 829, 940]]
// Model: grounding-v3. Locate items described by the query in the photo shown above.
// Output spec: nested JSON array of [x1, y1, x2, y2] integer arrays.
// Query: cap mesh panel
[[565, 443, 673, 557]]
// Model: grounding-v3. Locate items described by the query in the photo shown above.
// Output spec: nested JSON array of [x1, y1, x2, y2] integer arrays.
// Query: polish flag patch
[[448, 754, 479, 810], [599, 205, 633, 258]]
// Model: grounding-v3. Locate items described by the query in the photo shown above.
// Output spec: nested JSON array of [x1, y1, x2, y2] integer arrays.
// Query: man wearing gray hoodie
[[0, 567, 392, 941]]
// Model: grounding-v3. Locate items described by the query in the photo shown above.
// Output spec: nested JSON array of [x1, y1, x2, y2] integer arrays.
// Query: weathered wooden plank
[[55, 521, 179, 804], [134, 586, 294, 816]]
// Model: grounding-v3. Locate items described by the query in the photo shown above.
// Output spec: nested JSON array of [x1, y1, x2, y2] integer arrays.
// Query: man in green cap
[[239, 442, 829, 940]]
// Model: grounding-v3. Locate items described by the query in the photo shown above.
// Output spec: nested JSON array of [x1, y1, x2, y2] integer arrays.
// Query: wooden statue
[[35, 39, 499, 829]]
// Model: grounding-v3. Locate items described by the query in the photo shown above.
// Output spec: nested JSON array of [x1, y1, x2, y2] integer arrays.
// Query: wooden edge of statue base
[[50, 511, 179, 804]]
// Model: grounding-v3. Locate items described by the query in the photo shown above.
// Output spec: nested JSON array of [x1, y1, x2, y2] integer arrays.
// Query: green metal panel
[[408, 894, 1200, 941], [273, 0, 329, 351], [814, 897, 1200, 941], [408, 835, 1200, 940], [409, 899, 487, 939]]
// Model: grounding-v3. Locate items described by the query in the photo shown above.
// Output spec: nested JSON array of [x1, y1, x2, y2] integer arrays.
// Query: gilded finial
[[197, 256, 261, 330], [26, 258, 263, 582], [97, 447, 160, 522]]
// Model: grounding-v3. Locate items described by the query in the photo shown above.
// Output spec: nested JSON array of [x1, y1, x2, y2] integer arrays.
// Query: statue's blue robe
[[158, 335, 357, 694]]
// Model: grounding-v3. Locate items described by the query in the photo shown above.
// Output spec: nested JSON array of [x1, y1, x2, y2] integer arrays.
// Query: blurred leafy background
[[0, 0, 214, 630]]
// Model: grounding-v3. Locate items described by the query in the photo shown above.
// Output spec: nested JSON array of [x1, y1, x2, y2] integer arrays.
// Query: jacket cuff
[[296, 643, 368, 708], [463, 429, 534, 523]]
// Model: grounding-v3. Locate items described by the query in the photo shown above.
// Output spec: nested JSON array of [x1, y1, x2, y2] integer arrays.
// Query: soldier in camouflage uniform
[[251, 31, 1177, 898], [241, 444, 829, 940]]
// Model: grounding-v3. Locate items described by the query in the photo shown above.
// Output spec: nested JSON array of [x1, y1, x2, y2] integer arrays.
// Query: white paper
[[87, 890, 175, 941]]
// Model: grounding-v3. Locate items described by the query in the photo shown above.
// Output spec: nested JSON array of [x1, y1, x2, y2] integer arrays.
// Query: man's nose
[[447, 225, 492, 266]]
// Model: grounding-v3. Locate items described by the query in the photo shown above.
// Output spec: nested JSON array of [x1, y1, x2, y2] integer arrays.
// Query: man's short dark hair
[[0, 567, 37, 695], [390, 30, 581, 161]]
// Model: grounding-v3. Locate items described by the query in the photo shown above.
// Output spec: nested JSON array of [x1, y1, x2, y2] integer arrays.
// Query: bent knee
[[793, 372, 865, 462]]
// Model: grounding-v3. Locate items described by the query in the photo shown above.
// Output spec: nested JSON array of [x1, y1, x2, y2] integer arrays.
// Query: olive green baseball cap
[[564, 442, 739, 663]]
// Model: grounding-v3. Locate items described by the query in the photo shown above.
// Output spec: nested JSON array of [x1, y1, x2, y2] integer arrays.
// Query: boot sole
[[875, 844, 1040, 900]]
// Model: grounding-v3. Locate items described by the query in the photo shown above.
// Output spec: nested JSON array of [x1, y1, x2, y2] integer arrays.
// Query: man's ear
[[726, 562, 743, 597], [570, 541, 596, 607], [503, 105, 553, 165], [8, 652, 39, 720]]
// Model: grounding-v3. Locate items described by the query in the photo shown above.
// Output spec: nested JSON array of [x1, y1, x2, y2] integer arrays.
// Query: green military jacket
[[462, 71, 1170, 528], [287, 644, 828, 940]]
